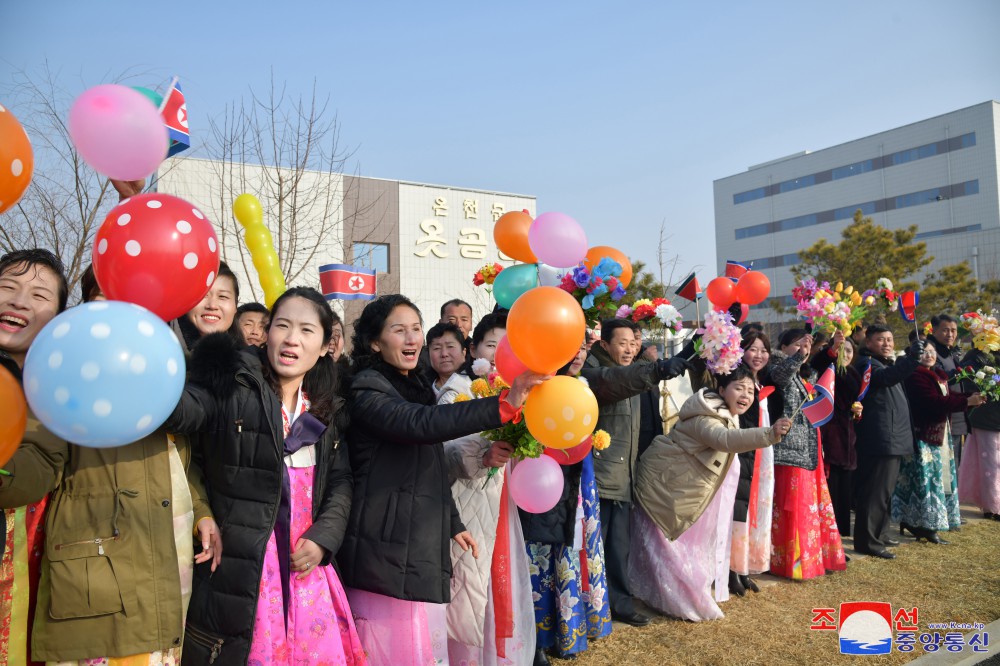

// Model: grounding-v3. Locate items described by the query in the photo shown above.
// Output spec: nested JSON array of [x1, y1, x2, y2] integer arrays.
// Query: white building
[[713, 100, 1000, 316], [157, 157, 536, 329]]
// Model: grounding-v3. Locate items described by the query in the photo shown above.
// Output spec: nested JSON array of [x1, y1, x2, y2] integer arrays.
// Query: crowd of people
[[1, 230, 998, 665]]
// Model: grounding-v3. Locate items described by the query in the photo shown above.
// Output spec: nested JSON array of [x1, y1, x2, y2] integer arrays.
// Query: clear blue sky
[[3, 0, 999, 284]]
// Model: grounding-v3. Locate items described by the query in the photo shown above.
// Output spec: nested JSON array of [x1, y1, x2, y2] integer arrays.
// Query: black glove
[[657, 356, 689, 380], [728, 301, 743, 323], [906, 339, 925, 358]]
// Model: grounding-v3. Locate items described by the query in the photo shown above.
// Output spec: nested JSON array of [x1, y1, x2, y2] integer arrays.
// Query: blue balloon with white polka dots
[[23, 301, 186, 447]]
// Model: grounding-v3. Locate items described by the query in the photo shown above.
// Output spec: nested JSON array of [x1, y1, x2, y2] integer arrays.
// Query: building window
[[734, 187, 767, 204], [734, 180, 979, 239], [353, 242, 389, 273], [731, 132, 976, 204]]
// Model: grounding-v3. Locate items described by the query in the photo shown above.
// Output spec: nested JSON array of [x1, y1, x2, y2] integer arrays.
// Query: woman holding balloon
[[172, 261, 242, 352], [437, 312, 537, 666], [164, 287, 365, 665], [5, 274, 220, 665], [339, 295, 546, 666]]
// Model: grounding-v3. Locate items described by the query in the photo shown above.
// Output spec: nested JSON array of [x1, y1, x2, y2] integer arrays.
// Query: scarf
[[275, 396, 327, 625], [492, 472, 513, 658]]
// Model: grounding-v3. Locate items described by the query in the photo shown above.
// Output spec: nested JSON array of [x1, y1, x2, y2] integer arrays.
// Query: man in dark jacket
[[926, 314, 967, 463], [853, 325, 923, 559], [583, 318, 687, 626]]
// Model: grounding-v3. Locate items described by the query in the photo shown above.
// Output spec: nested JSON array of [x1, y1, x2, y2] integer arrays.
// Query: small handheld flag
[[858, 358, 872, 400], [800, 364, 836, 427], [159, 76, 190, 157], [898, 291, 919, 323], [724, 260, 750, 282], [320, 264, 376, 301], [674, 272, 701, 302]]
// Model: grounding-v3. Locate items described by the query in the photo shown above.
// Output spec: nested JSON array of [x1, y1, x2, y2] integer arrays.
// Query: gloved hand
[[657, 356, 689, 380], [728, 301, 743, 323], [906, 339, 925, 358]]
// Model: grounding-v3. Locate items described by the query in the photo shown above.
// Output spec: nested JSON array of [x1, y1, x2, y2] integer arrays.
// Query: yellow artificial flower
[[844, 285, 855, 296], [824, 302, 835, 313], [491, 375, 511, 391], [850, 292, 863, 306], [453, 393, 472, 403], [632, 298, 653, 308], [864, 295, 875, 305], [592, 430, 611, 450], [470, 378, 492, 398], [835, 281, 843, 293], [833, 292, 842, 302]]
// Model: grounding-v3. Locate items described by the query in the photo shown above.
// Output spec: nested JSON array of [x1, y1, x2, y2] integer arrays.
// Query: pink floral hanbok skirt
[[248, 466, 366, 665]]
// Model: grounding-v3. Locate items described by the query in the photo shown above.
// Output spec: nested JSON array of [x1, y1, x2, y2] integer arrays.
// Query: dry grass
[[562, 516, 1000, 666]]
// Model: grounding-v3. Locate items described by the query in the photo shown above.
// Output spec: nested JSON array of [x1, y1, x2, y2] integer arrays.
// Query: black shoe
[[925, 531, 949, 544], [900, 522, 915, 537], [860, 548, 896, 559], [985, 512, 994, 519], [845, 554, 851, 562], [729, 570, 746, 597], [884, 538, 900, 547], [739, 574, 760, 593], [611, 611, 651, 627], [992, 514, 1000, 522], [533, 648, 551, 666]]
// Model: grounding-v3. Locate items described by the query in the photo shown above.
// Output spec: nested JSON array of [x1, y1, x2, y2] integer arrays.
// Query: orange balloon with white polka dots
[[524, 375, 599, 450], [0, 103, 34, 215]]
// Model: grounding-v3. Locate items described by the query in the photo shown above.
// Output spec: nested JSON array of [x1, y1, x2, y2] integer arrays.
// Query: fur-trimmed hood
[[189, 332, 257, 399]]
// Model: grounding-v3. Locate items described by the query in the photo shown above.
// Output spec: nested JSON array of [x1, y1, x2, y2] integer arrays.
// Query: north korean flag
[[802, 364, 836, 428], [319, 264, 377, 301], [898, 291, 919, 322], [724, 260, 750, 282], [159, 77, 190, 157], [674, 272, 701, 302], [858, 358, 872, 400]]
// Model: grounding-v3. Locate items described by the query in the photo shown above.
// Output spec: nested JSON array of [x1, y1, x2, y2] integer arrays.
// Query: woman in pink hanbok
[[632, 366, 790, 621], [168, 287, 365, 665]]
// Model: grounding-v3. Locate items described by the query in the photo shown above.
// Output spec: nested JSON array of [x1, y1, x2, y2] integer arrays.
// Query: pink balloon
[[527, 212, 588, 268], [68, 84, 168, 181], [495, 335, 529, 384], [510, 455, 564, 513]]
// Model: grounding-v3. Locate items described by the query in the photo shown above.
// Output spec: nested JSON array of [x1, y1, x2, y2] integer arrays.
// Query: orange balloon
[[494, 210, 537, 263], [0, 366, 27, 468], [734, 270, 771, 305], [584, 246, 633, 287], [524, 376, 599, 449], [507, 286, 586, 374], [0, 104, 34, 215], [706, 276, 736, 309]]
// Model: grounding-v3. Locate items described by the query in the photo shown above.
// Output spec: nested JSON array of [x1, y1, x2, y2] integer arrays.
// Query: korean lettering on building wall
[[414, 196, 515, 261]]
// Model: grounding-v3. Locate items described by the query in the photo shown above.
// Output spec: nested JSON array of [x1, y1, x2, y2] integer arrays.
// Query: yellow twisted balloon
[[233, 194, 286, 308]]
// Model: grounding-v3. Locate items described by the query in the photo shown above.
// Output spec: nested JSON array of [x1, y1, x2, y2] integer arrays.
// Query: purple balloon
[[528, 212, 588, 268], [68, 84, 168, 181], [509, 455, 565, 513]]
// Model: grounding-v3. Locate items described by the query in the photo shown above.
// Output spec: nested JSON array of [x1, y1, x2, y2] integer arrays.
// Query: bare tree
[[0, 64, 181, 297], [203, 72, 381, 301]]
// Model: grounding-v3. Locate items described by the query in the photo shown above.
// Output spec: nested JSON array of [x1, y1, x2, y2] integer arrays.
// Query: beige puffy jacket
[[634, 388, 779, 540]]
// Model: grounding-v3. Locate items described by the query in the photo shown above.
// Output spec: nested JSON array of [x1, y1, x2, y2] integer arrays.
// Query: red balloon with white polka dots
[[92, 193, 220, 322]]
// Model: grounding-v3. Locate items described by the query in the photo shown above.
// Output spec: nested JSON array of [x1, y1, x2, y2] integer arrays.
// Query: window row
[[732, 132, 976, 205]]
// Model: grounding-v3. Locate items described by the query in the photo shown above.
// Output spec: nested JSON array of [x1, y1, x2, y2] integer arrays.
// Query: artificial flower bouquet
[[960, 310, 1000, 353], [690, 309, 744, 375], [558, 258, 627, 322], [473, 262, 504, 288], [616, 297, 684, 335], [952, 364, 1000, 402], [794, 278, 867, 369]]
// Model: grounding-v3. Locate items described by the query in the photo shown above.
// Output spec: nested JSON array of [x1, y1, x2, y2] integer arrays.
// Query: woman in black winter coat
[[338, 294, 544, 666], [167, 287, 364, 665]]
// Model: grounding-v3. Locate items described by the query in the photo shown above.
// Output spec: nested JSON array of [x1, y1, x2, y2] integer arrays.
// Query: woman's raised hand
[[505, 371, 552, 408]]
